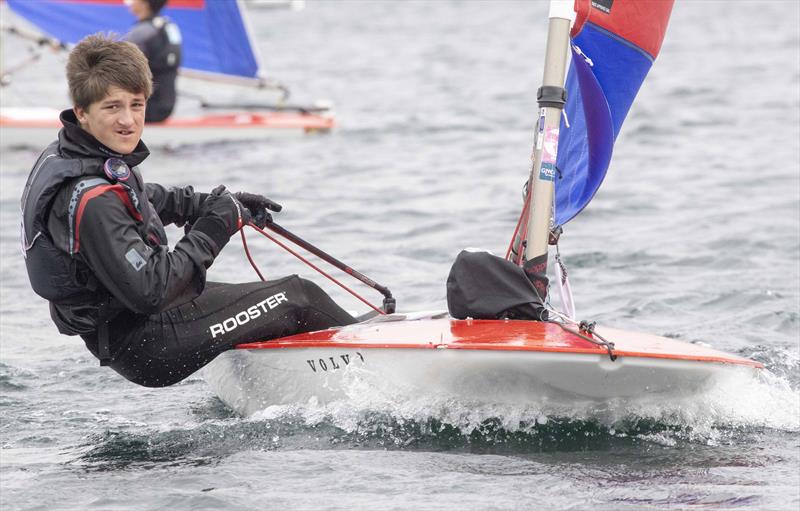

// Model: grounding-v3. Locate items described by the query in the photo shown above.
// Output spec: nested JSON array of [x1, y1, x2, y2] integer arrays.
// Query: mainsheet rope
[[239, 224, 386, 315]]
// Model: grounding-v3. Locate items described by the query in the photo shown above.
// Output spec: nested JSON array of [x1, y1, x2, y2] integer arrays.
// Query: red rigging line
[[240, 223, 387, 315], [505, 199, 530, 263], [239, 228, 265, 282]]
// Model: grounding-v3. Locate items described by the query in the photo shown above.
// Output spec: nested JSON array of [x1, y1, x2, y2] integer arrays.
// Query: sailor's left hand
[[235, 192, 283, 229]]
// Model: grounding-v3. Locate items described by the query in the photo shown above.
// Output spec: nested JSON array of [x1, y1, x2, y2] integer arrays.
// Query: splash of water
[[246, 361, 799, 446], [72, 349, 799, 468]]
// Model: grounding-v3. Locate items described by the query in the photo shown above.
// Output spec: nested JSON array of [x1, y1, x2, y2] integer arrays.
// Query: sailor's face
[[74, 86, 146, 155]]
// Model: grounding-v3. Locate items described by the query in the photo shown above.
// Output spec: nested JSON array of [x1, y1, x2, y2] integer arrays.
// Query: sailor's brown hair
[[66, 33, 152, 109]]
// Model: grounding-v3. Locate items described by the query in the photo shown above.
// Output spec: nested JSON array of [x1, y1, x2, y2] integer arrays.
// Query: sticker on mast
[[535, 108, 546, 151], [539, 163, 556, 182], [539, 126, 559, 182], [541, 127, 559, 165]]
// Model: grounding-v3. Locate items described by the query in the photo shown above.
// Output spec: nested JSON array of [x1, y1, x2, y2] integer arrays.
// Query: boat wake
[[245, 361, 799, 441], [69, 348, 797, 469]]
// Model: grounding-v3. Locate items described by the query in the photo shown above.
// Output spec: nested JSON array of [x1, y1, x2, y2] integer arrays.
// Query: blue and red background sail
[[6, 0, 261, 81], [554, 0, 674, 226]]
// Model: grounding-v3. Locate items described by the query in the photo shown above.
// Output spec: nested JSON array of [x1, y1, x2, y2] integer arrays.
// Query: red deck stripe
[[236, 339, 763, 368]]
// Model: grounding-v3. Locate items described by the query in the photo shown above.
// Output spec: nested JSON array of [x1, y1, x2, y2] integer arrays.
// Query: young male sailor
[[124, 0, 181, 122], [20, 34, 356, 387]]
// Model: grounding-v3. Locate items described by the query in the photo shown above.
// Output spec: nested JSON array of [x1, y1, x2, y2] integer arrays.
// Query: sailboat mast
[[523, 0, 574, 262]]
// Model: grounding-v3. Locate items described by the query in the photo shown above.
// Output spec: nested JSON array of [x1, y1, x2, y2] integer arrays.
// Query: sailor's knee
[[297, 276, 324, 295], [297, 277, 336, 307]]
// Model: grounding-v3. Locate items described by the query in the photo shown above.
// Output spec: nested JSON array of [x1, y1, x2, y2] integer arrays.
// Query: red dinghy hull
[[238, 315, 761, 367], [202, 313, 762, 416]]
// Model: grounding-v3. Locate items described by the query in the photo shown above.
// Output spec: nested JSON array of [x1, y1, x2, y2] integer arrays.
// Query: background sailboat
[[0, 0, 334, 146]]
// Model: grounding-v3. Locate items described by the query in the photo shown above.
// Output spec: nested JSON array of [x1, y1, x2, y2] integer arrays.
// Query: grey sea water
[[1, 1, 799, 510]]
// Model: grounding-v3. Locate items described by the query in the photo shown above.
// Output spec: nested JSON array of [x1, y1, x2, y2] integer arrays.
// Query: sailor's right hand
[[191, 185, 251, 250], [235, 191, 282, 229]]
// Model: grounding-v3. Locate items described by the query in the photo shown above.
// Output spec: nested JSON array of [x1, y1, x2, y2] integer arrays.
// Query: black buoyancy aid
[[150, 17, 182, 75], [21, 141, 91, 303], [21, 111, 162, 305]]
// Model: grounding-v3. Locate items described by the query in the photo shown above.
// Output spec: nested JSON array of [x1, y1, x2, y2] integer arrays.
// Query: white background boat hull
[[0, 107, 334, 148]]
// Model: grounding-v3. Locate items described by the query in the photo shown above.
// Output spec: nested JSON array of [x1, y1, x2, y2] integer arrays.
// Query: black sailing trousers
[[82, 276, 356, 387]]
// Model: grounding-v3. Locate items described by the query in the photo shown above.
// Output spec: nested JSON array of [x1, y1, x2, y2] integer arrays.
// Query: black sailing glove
[[191, 185, 251, 251], [235, 192, 282, 229]]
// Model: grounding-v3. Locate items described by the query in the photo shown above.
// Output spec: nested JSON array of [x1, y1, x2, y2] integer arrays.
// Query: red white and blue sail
[[554, 0, 674, 226], [6, 0, 262, 83]]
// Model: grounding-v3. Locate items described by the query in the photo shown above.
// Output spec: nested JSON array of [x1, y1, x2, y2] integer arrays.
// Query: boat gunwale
[[235, 329, 764, 370]]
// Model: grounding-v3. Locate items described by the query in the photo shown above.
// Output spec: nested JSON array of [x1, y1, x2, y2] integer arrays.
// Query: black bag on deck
[[446, 250, 548, 321]]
